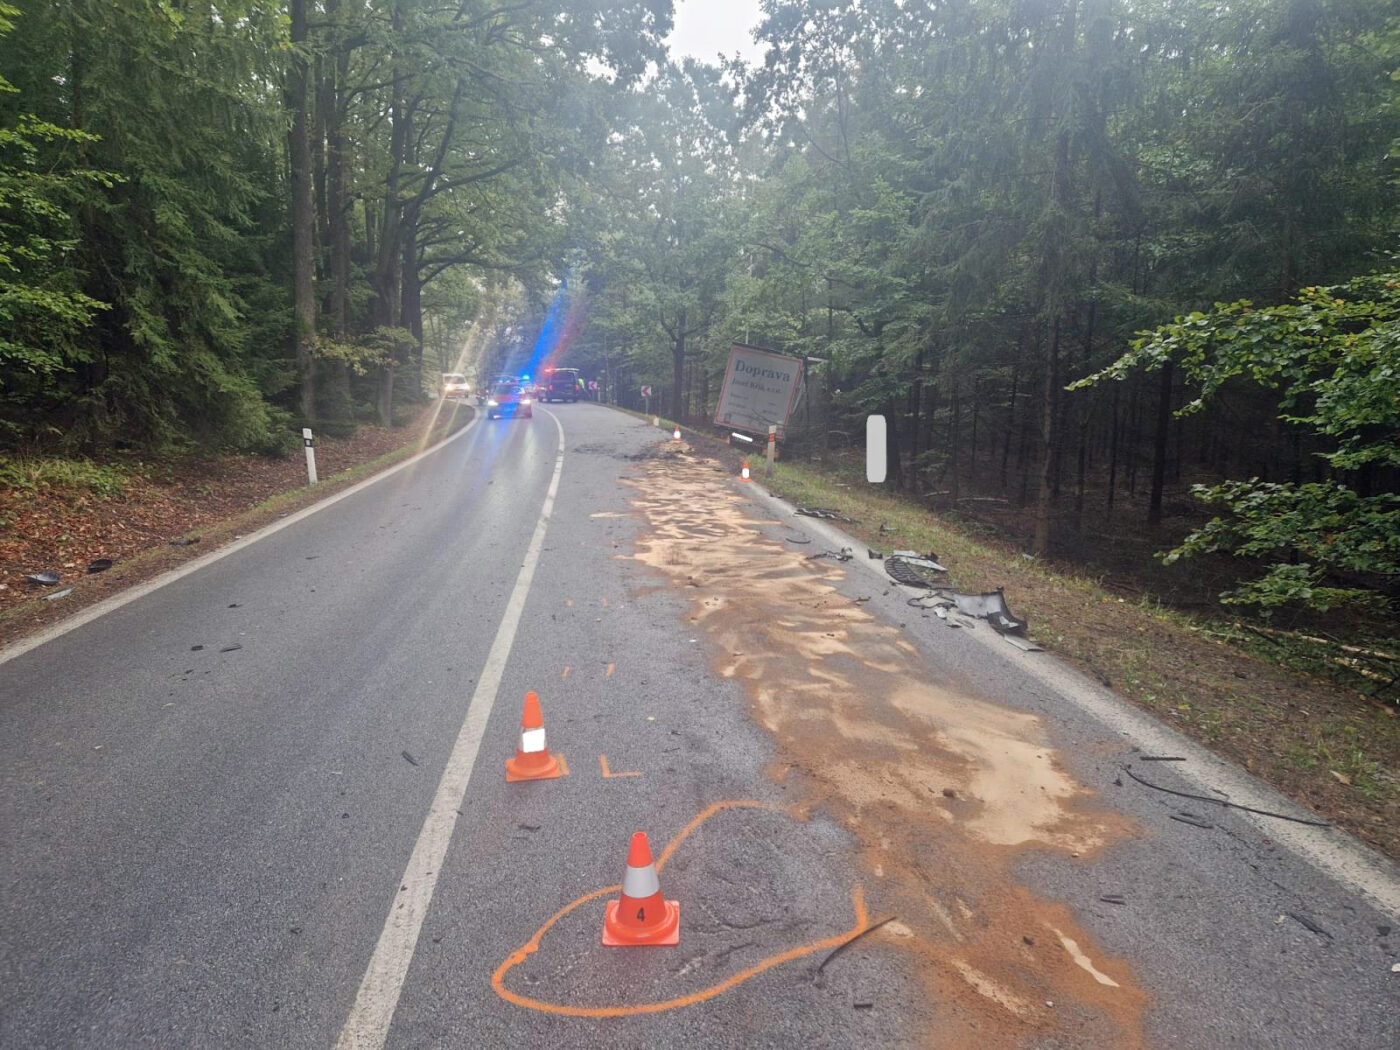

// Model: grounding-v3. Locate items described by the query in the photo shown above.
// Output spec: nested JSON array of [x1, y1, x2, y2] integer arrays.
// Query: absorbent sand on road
[[624, 447, 1151, 1049]]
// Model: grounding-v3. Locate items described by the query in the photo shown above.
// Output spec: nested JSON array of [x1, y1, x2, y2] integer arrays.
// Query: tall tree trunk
[[324, 0, 353, 420], [289, 0, 316, 420], [1107, 380, 1121, 512], [375, 1, 407, 427], [1032, 321, 1059, 556], [908, 348, 925, 494], [401, 231, 423, 399], [1147, 359, 1174, 527], [670, 307, 686, 422]]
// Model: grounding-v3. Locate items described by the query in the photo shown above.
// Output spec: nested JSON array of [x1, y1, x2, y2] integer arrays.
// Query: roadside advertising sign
[[713, 345, 805, 439]]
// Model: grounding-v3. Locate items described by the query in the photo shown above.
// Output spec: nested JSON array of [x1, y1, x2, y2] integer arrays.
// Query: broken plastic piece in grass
[[890, 550, 947, 572], [946, 588, 1028, 635], [25, 571, 60, 586], [43, 588, 73, 601], [86, 559, 113, 574], [884, 557, 940, 589]]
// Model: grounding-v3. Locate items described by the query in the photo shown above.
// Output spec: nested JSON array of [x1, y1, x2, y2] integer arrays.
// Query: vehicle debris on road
[[795, 506, 860, 524], [808, 547, 854, 562], [25, 571, 60, 586], [890, 550, 947, 572]]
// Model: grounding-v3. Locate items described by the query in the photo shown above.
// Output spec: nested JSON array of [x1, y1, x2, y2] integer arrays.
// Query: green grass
[[0, 456, 132, 499]]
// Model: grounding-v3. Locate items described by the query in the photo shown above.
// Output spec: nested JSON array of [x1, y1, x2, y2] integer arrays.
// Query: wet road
[[1, 404, 1396, 1049]]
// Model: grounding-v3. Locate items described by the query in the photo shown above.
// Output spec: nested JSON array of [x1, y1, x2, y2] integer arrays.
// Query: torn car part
[[24, 571, 60, 586], [884, 557, 940, 589], [945, 588, 1028, 635]]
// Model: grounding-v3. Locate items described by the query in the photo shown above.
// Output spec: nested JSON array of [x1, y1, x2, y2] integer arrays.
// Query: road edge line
[[744, 482, 1400, 921], [0, 411, 479, 669], [334, 408, 568, 1050]]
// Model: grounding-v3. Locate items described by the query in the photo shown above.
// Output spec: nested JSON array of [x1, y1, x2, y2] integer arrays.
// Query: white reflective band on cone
[[519, 727, 547, 753], [622, 863, 661, 899]]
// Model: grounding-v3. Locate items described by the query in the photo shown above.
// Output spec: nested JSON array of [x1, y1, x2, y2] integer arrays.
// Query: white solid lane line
[[335, 409, 567, 1050], [0, 409, 480, 668]]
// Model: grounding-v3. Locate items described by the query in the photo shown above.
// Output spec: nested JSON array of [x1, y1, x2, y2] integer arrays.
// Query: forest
[[1, 0, 1397, 621]]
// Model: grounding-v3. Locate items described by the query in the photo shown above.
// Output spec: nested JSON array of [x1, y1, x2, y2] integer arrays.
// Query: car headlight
[[487, 399, 499, 407], [521, 398, 532, 405]]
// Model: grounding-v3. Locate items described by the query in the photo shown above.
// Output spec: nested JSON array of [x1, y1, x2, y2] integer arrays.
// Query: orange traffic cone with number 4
[[505, 691, 563, 782], [739, 460, 751, 481], [603, 831, 680, 946]]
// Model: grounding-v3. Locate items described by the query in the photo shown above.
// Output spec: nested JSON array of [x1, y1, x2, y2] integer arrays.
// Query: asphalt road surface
[[1, 404, 1396, 1049]]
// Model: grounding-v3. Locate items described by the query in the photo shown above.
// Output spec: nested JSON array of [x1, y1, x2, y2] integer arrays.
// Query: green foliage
[[1080, 272, 1400, 612], [0, 453, 129, 499]]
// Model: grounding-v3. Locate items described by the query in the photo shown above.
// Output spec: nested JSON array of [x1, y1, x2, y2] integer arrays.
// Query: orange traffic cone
[[505, 692, 563, 782], [603, 831, 680, 946], [739, 460, 751, 481], [672, 426, 681, 441]]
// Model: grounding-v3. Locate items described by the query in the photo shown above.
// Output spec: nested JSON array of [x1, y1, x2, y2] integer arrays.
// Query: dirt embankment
[[624, 447, 1150, 1050]]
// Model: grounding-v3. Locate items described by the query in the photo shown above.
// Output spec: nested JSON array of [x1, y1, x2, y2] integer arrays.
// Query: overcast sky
[[666, 0, 766, 66]]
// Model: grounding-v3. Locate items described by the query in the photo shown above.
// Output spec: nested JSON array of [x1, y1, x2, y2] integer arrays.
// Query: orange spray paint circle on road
[[490, 800, 872, 1018]]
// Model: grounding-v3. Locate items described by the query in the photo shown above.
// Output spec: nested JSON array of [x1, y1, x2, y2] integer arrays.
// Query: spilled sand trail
[[625, 450, 1151, 1049]]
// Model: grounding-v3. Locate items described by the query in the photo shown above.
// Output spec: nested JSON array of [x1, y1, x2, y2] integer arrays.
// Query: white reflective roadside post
[[303, 427, 318, 485], [866, 415, 887, 483], [766, 424, 777, 477]]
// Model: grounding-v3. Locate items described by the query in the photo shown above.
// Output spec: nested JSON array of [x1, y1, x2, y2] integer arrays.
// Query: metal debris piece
[[814, 915, 899, 978], [25, 571, 60, 586], [1099, 894, 1128, 906], [401, 751, 419, 767], [1140, 755, 1186, 762], [1003, 635, 1043, 652], [884, 557, 939, 589], [795, 507, 859, 524], [868, 548, 884, 559], [1170, 812, 1215, 829], [946, 588, 1027, 635], [86, 559, 113, 574], [808, 547, 854, 562], [219, 644, 242, 653], [878, 523, 897, 534], [43, 588, 73, 601], [783, 534, 812, 545], [1123, 765, 1331, 826], [170, 537, 201, 547]]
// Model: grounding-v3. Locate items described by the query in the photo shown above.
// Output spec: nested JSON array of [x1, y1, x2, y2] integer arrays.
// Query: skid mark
[[492, 801, 868, 1017], [621, 453, 1150, 1048]]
